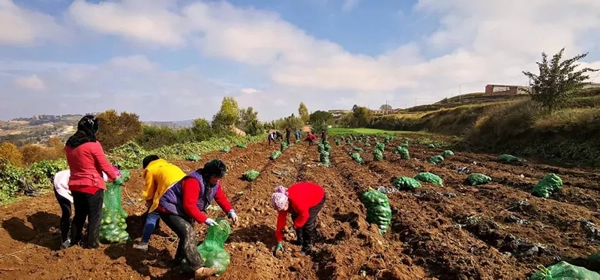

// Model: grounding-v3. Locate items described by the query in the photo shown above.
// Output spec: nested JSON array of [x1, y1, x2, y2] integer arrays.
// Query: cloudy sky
[[1, 0, 600, 121]]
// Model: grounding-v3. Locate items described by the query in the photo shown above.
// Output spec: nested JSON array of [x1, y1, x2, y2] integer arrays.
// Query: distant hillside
[[0, 114, 194, 145], [399, 92, 528, 113]]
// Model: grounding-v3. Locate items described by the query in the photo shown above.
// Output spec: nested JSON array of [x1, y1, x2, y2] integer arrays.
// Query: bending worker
[[133, 155, 186, 251], [157, 159, 239, 279], [271, 182, 326, 256]]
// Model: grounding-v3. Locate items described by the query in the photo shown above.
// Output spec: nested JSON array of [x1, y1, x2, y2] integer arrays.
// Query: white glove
[[204, 218, 217, 227], [227, 210, 238, 224]]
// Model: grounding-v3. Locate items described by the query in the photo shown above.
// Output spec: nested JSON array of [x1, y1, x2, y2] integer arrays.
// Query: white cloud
[[0, 0, 65, 45], [241, 88, 260, 94], [106, 55, 157, 72], [342, 0, 359, 12], [14, 74, 45, 90]]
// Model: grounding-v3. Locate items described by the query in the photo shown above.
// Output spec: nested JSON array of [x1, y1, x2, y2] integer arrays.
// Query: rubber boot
[[195, 267, 218, 279]]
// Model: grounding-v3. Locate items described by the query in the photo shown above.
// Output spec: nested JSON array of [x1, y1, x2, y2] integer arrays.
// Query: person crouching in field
[[157, 159, 239, 279], [133, 155, 186, 251], [306, 132, 317, 145], [64, 115, 123, 249], [53, 168, 113, 249], [268, 131, 276, 145], [271, 182, 326, 256]]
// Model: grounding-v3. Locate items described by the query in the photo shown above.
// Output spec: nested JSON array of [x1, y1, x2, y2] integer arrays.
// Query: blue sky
[[1, 0, 599, 121]]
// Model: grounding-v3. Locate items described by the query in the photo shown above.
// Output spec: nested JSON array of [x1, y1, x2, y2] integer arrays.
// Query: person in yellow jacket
[[133, 155, 186, 251]]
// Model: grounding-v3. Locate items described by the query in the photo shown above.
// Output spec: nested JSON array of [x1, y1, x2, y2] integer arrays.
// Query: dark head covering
[[197, 159, 227, 180], [142, 155, 160, 169], [65, 115, 99, 148]]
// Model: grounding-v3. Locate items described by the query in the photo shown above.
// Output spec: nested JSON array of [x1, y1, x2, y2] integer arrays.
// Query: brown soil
[[1, 138, 599, 279]]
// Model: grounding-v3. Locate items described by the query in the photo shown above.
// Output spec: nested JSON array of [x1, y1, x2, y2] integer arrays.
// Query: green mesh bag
[[393, 146, 410, 160], [221, 146, 231, 153], [320, 151, 330, 167], [120, 170, 131, 182], [400, 143, 409, 149], [100, 181, 129, 244], [427, 155, 444, 164], [184, 154, 201, 162], [317, 143, 325, 153], [373, 149, 384, 161], [361, 188, 392, 235], [242, 170, 260, 181], [270, 151, 282, 160], [392, 176, 422, 190], [499, 154, 519, 163], [353, 146, 364, 152], [443, 150, 454, 157], [530, 261, 600, 280], [375, 142, 385, 152], [414, 172, 443, 187], [467, 173, 492, 186], [532, 173, 563, 198], [198, 219, 232, 276], [324, 143, 332, 153], [280, 142, 288, 152], [428, 143, 436, 148], [365, 142, 371, 147], [236, 143, 247, 148], [351, 153, 364, 164], [335, 139, 340, 146]]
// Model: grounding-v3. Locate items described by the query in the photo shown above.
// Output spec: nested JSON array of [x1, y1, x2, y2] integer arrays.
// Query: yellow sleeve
[[142, 169, 156, 200]]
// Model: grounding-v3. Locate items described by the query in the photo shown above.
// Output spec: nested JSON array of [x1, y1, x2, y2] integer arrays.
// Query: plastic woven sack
[[100, 181, 129, 243], [392, 176, 422, 190], [270, 151, 282, 160], [532, 173, 563, 198], [443, 150, 454, 157], [375, 143, 385, 152], [198, 219, 232, 276], [184, 154, 201, 162], [242, 170, 260, 181], [221, 146, 231, 153], [361, 188, 392, 235], [467, 173, 492, 186], [237, 143, 247, 148], [499, 154, 519, 163], [414, 172, 443, 187], [351, 153, 364, 164], [530, 261, 600, 280], [373, 149, 384, 161], [427, 155, 444, 165]]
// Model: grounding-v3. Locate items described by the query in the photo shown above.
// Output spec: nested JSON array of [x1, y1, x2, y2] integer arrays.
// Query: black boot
[[300, 244, 311, 255]]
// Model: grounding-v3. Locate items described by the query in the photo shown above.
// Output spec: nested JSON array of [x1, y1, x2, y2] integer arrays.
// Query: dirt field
[[1, 137, 599, 279]]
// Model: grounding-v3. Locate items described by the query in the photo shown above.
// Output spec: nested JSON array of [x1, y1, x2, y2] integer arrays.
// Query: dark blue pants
[[141, 210, 161, 243]]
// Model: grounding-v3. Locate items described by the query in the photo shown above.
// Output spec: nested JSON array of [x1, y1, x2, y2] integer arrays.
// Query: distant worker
[[64, 115, 123, 249], [321, 130, 327, 145], [306, 132, 317, 146], [271, 182, 326, 256], [275, 131, 283, 141], [133, 155, 186, 252], [268, 132, 276, 145], [157, 159, 238, 279], [295, 129, 301, 141], [285, 127, 292, 145]]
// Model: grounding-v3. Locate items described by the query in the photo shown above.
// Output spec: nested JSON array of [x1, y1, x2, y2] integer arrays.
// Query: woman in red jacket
[[158, 159, 238, 279], [64, 115, 122, 249], [271, 182, 326, 256]]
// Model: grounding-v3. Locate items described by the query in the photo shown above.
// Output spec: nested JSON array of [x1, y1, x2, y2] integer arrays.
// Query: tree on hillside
[[96, 110, 143, 150], [380, 104, 392, 111], [212, 97, 239, 135], [237, 107, 262, 136], [136, 125, 181, 149], [352, 105, 372, 127], [298, 102, 310, 124], [523, 48, 599, 112], [191, 118, 214, 141], [309, 110, 334, 125], [0, 142, 23, 166], [47, 137, 65, 158]]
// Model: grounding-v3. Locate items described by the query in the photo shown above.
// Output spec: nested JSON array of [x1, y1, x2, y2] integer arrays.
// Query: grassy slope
[[369, 89, 600, 166]]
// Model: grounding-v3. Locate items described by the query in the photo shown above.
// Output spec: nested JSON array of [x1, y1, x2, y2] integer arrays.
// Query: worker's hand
[[145, 200, 152, 208], [113, 177, 124, 185], [227, 210, 238, 225], [204, 218, 218, 227], [273, 242, 284, 257]]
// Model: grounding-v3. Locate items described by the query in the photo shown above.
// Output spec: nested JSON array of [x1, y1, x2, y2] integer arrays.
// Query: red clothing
[[308, 134, 316, 140], [65, 142, 118, 194], [321, 132, 326, 139], [181, 177, 233, 224], [275, 182, 325, 242]]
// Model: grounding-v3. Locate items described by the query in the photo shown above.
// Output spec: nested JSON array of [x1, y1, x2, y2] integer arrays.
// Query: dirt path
[[0, 138, 599, 279]]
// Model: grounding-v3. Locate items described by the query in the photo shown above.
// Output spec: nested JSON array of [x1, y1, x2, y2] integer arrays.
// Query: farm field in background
[[0, 136, 599, 279]]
